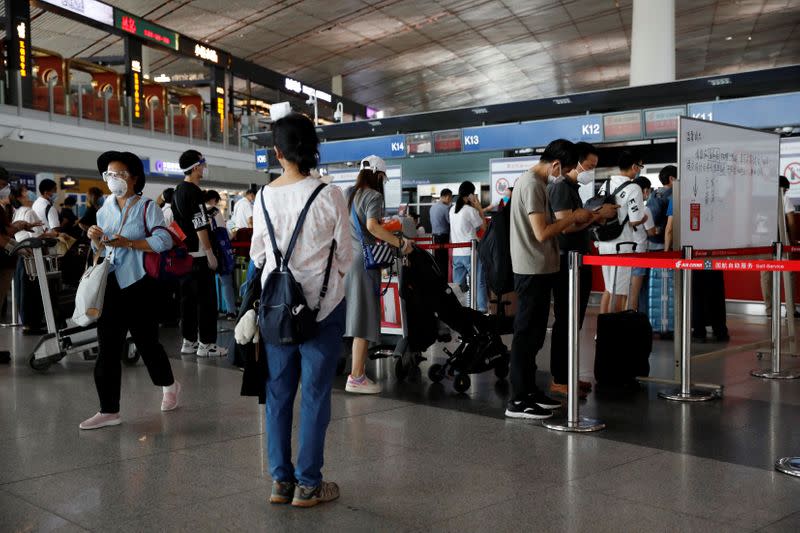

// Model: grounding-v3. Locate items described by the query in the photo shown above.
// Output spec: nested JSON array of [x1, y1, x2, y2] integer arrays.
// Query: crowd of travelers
[[6, 113, 792, 509]]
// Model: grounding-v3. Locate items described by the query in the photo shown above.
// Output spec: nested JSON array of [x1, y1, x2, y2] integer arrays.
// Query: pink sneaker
[[79, 412, 121, 430], [161, 381, 181, 412]]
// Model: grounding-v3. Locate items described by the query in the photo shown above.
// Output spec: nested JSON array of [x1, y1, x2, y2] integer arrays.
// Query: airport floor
[[2, 308, 800, 532]]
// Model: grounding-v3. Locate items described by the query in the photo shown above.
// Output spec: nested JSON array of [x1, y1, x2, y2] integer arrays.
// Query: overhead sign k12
[[461, 115, 603, 152]]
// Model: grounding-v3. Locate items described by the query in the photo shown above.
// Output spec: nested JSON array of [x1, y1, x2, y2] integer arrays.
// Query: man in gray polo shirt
[[507, 139, 592, 420], [429, 188, 453, 275]]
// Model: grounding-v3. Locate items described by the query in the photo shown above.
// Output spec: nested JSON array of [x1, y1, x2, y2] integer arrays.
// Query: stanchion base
[[775, 457, 800, 478], [658, 389, 716, 402], [543, 417, 606, 433], [0, 323, 21, 327], [750, 368, 800, 379]]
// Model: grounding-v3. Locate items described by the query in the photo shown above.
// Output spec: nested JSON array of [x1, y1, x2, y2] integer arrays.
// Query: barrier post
[[15, 71, 22, 115], [47, 78, 55, 120], [469, 239, 478, 310], [0, 278, 22, 327], [752, 242, 800, 379], [659, 245, 716, 401], [544, 251, 605, 433], [126, 96, 133, 135], [76, 85, 83, 126]]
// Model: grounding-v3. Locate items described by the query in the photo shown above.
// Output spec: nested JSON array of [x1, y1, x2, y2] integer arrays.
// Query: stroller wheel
[[494, 363, 509, 380], [122, 339, 141, 367], [29, 354, 52, 372], [428, 363, 445, 383], [453, 373, 471, 394], [395, 358, 409, 382]]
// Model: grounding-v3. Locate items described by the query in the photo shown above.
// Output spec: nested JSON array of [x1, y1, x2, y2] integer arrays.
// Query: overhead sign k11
[[461, 114, 603, 152]]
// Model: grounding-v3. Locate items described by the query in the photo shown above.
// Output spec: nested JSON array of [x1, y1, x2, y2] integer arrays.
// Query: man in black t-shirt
[[547, 142, 617, 397], [173, 150, 227, 358]]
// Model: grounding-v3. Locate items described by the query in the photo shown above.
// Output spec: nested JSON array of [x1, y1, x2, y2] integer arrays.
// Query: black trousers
[[550, 255, 594, 385], [180, 257, 218, 344], [432, 233, 450, 278], [95, 274, 174, 413], [510, 272, 557, 399], [692, 270, 728, 336]]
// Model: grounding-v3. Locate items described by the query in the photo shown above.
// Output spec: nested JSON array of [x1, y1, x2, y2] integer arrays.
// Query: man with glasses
[[596, 150, 648, 313], [173, 150, 227, 358]]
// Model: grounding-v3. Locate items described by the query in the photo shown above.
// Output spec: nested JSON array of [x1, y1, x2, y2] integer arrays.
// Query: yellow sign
[[133, 72, 141, 118], [216, 96, 224, 132], [17, 22, 27, 77]]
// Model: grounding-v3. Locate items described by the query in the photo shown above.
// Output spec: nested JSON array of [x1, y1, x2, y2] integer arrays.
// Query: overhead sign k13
[[461, 114, 603, 152]]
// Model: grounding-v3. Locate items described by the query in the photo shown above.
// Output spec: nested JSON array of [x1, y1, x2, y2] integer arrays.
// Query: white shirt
[[32, 196, 59, 231], [597, 175, 645, 254], [13, 206, 44, 241], [633, 206, 655, 252], [233, 198, 253, 229], [449, 204, 483, 257], [251, 178, 352, 322], [162, 203, 174, 225]]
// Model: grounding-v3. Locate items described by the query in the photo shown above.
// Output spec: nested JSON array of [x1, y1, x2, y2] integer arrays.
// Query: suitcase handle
[[610, 241, 639, 308]]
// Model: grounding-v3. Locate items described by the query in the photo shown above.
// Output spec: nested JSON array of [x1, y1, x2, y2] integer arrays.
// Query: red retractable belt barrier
[[786, 245, 800, 254], [583, 255, 800, 272], [694, 246, 773, 257], [416, 242, 473, 251]]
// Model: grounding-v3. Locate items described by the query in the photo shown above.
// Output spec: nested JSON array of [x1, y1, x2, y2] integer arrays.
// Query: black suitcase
[[594, 243, 652, 387]]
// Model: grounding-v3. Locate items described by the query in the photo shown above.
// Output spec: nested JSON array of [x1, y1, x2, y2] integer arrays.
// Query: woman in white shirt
[[248, 113, 352, 508], [450, 181, 488, 312]]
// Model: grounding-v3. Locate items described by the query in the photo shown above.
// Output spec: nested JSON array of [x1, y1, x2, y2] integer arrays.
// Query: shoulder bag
[[72, 198, 137, 326], [142, 200, 193, 281], [351, 196, 396, 270]]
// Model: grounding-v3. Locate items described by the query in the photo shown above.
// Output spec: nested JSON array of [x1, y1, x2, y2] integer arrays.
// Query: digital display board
[[644, 106, 684, 137], [603, 111, 642, 141], [406, 132, 432, 155], [433, 130, 462, 153], [115, 10, 179, 50], [38, 0, 114, 26]]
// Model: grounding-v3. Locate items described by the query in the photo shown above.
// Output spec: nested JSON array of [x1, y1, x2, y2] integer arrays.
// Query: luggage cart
[[13, 237, 139, 371]]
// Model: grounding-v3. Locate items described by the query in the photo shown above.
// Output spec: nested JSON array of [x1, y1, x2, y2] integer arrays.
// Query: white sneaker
[[345, 374, 382, 394], [197, 343, 228, 357], [181, 339, 199, 354], [79, 412, 121, 430]]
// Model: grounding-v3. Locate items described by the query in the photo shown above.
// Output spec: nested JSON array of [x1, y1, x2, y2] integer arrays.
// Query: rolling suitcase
[[648, 268, 674, 338], [594, 243, 652, 388]]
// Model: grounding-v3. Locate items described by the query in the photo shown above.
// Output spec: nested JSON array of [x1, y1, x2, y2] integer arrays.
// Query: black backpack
[[258, 184, 336, 345], [584, 180, 633, 242], [478, 201, 514, 295]]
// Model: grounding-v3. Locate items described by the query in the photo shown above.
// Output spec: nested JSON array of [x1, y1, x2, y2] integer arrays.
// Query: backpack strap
[[259, 183, 327, 270], [350, 192, 368, 244], [142, 200, 151, 237], [610, 180, 634, 199]]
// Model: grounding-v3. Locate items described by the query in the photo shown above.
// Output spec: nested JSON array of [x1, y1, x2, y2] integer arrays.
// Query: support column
[[210, 66, 225, 143], [123, 37, 144, 127], [5, 0, 33, 108], [332, 74, 343, 97], [630, 0, 675, 86]]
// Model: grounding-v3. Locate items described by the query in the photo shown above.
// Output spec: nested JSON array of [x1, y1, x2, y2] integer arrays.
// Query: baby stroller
[[400, 247, 509, 393]]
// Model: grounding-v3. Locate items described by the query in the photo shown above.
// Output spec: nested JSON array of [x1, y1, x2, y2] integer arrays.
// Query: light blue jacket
[[95, 195, 173, 288]]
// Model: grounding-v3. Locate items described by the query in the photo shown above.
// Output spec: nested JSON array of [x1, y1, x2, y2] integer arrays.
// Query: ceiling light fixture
[[747, 36, 752, 40], [725, 36, 733, 40]]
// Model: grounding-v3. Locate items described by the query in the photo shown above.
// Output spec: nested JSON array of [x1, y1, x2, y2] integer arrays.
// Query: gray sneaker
[[291, 481, 340, 508], [270, 481, 295, 504]]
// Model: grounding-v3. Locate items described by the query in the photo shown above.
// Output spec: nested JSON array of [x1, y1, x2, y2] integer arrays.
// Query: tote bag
[[72, 198, 137, 326]]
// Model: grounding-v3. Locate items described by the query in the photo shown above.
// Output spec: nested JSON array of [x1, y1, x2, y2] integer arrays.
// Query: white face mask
[[107, 177, 128, 198], [547, 162, 561, 184], [0, 186, 9, 200], [577, 168, 595, 185], [202, 166, 210, 179]]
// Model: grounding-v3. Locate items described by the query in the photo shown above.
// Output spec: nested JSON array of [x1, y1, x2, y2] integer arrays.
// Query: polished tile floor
[[1, 309, 800, 532]]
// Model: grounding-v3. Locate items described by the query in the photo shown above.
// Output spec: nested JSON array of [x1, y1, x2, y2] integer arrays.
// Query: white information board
[[780, 137, 800, 208], [327, 166, 402, 208], [678, 117, 780, 249], [489, 157, 539, 206]]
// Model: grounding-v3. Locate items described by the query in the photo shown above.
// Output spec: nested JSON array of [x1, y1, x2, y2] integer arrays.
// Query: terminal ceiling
[[17, 0, 800, 115]]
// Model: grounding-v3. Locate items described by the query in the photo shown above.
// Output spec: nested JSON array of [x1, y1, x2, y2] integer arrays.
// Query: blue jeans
[[217, 273, 237, 314], [265, 300, 346, 487], [452, 255, 487, 312]]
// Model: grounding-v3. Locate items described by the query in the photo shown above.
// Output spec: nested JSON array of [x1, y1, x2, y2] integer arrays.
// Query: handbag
[[72, 198, 137, 326], [210, 220, 235, 275], [351, 203, 395, 270], [142, 200, 193, 281]]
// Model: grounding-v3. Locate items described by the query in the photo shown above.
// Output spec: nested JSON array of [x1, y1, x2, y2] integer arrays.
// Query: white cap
[[359, 155, 387, 174]]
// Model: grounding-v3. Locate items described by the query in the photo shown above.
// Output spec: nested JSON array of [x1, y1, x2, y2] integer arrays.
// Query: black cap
[[97, 151, 146, 193], [780, 175, 790, 190]]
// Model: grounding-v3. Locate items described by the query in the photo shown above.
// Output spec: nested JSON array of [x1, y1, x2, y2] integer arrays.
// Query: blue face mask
[[97, 196, 105, 207], [27, 191, 37, 202]]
